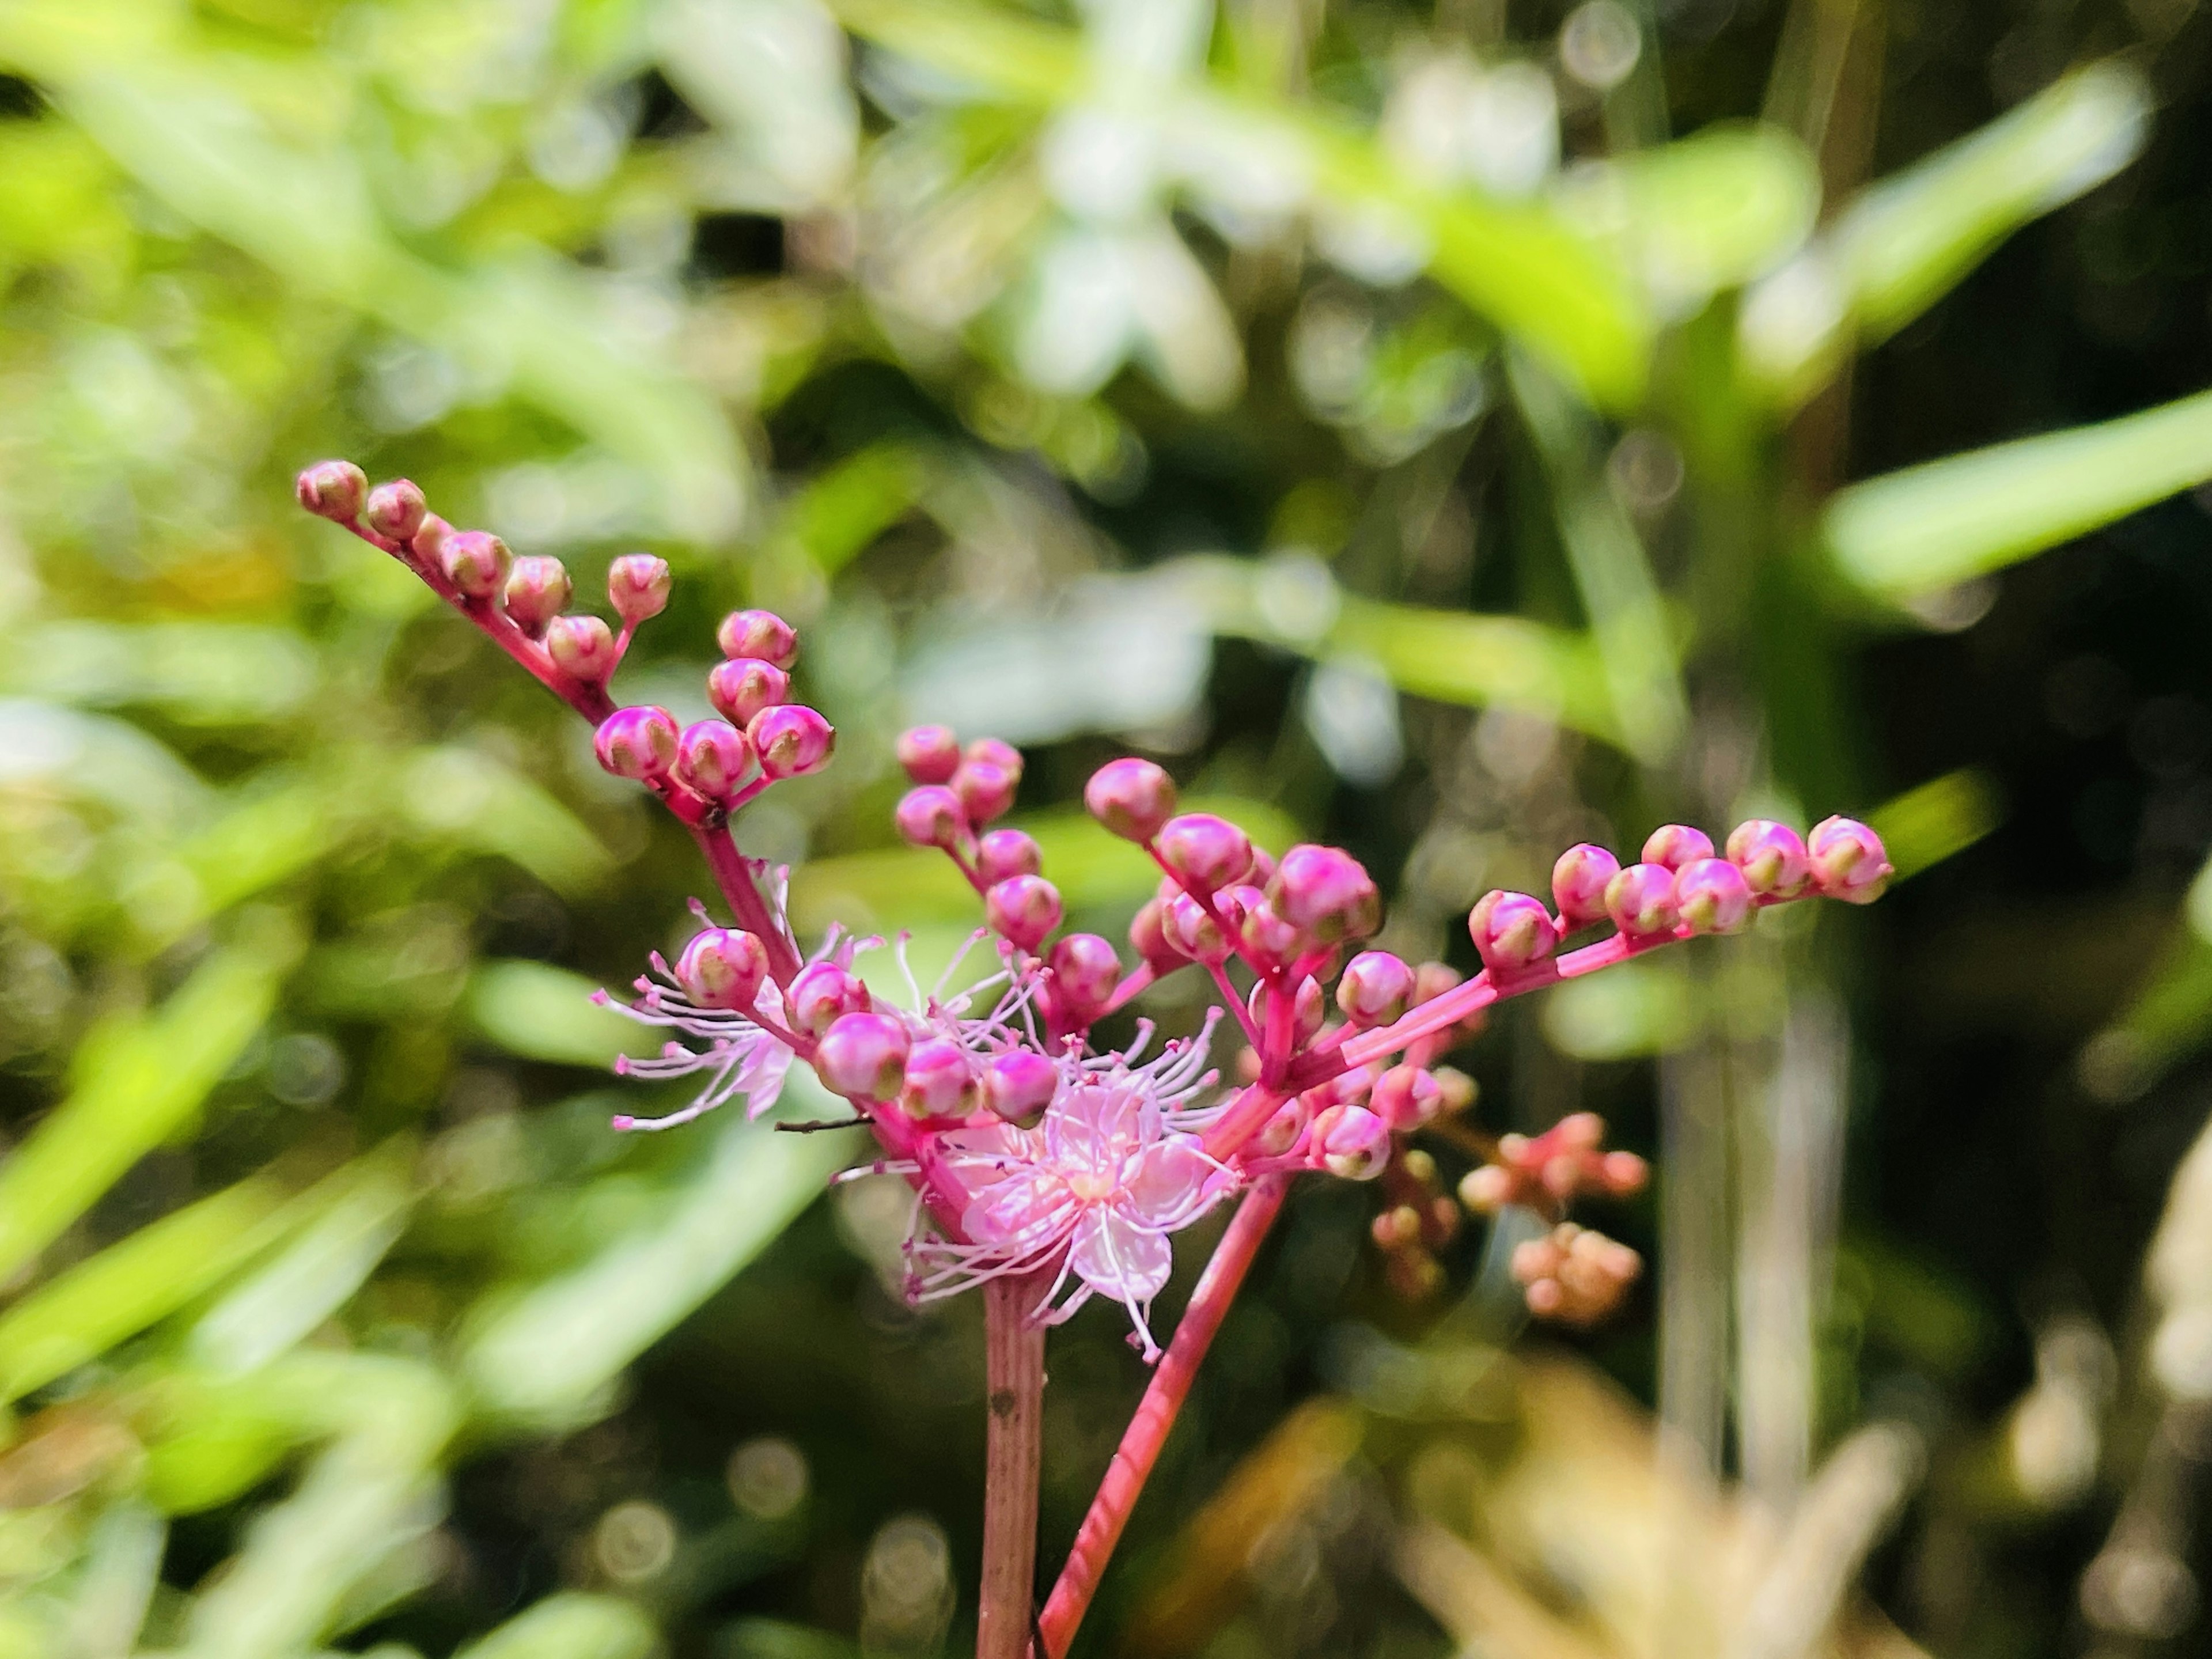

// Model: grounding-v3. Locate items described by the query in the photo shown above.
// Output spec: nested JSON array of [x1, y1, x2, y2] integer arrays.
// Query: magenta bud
[[986, 874, 1063, 952], [1370, 1064, 1442, 1131], [749, 704, 835, 780], [1048, 933, 1122, 1026], [1256, 1100, 1306, 1157], [1337, 950, 1415, 1026], [707, 658, 790, 728], [441, 529, 513, 599], [1604, 862, 1680, 937], [964, 738, 1023, 781], [896, 725, 961, 786], [1160, 893, 1229, 964], [1807, 816, 1892, 904], [503, 555, 573, 638], [1269, 844, 1381, 943], [953, 759, 1018, 825], [786, 961, 870, 1039], [363, 478, 426, 540], [1158, 814, 1254, 892], [607, 553, 672, 624], [1641, 823, 1715, 873], [816, 1012, 911, 1102], [675, 928, 768, 1010], [1129, 899, 1184, 974], [1674, 858, 1753, 934], [984, 1051, 1059, 1123], [1725, 819, 1812, 899], [546, 614, 618, 683], [1468, 891, 1560, 972], [1226, 887, 1302, 971], [976, 829, 1042, 885], [1085, 757, 1178, 842], [1552, 843, 1622, 929], [593, 706, 679, 781], [895, 786, 967, 850], [1315, 1104, 1391, 1180], [897, 1036, 980, 1120], [675, 719, 752, 801], [296, 459, 367, 520], [717, 608, 799, 669], [1248, 976, 1325, 1044]]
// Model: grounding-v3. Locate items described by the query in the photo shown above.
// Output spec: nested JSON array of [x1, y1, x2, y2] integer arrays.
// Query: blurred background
[[3, 0, 2212, 1656]]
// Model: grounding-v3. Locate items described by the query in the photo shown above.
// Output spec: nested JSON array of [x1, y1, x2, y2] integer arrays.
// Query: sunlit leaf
[[467, 961, 640, 1069], [456, 1593, 658, 1659], [1868, 768, 2003, 880]]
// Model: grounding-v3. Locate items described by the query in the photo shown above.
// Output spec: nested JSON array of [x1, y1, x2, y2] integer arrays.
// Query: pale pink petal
[[1121, 1137, 1214, 1226], [1044, 1082, 1142, 1173], [1069, 1206, 1173, 1306], [961, 1169, 1073, 1250]]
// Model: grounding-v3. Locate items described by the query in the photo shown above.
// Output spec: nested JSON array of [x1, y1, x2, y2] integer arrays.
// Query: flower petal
[[1121, 1136, 1215, 1226], [1070, 1205, 1173, 1306]]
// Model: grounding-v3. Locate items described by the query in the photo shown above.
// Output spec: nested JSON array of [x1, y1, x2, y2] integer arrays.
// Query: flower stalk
[[980, 1270, 1052, 1659]]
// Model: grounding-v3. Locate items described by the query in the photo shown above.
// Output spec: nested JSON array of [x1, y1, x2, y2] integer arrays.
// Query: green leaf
[[123, 777, 340, 958], [397, 748, 615, 896], [466, 961, 642, 1069], [454, 1594, 658, 1659], [1541, 960, 1696, 1060], [5, 621, 319, 724], [1868, 768, 2003, 880], [1825, 385, 2212, 600]]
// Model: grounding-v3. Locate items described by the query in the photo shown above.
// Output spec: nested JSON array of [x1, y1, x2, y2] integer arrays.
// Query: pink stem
[[1099, 964, 1157, 1020], [1035, 1176, 1290, 1657], [980, 1270, 1052, 1659]]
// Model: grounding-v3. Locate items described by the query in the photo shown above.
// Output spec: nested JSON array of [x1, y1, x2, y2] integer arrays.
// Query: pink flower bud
[[707, 658, 789, 727], [749, 704, 835, 780], [965, 737, 1023, 780], [1601, 1150, 1649, 1195], [1807, 816, 1892, 904], [816, 1012, 911, 1101], [1604, 862, 1679, 937], [1468, 891, 1560, 972], [1226, 887, 1302, 971], [1160, 892, 1230, 964], [976, 829, 1042, 885], [1249, 976, 1325, 1044], [986, 874, 1062, 952], [1370, 1065, 1442, 1131], [1674, 858, 1753, 934], [1641, 824, 1715, 873], [1128, 899, 1184, 974], [897, 1036, 980, 1120], [1085, 757, 1178, 842], [1315, 1104, 1391, 1180], [607, 553, 671, 624], [1725, 819, 1812, 899], [675, 719, 752, 802], [675, 927, 768, 1010], [1270, 844, 1381, 943], [504, 555, 572, 637], [1048, 933, 1122, 1026], [296, 459, 367, 520], [441, 530, 513, 599], [984, 1051, 1059, 1123], [1256, 1100, 1306, 1157], [1158, 814, 1253, 891], [546, 614, 619, 682], [412, 514, 454, 565], [953, 759, 1018, 825], [896, 725, 961, 785], [786, 961, 870, 1039], [1552, 843, 1622, 929], [363, 478, 426, 540], [717, 608, 799, 669], [1337, 950, 1415, 1025], [895, 786, 967, 850], [593, 706, 679, 781]]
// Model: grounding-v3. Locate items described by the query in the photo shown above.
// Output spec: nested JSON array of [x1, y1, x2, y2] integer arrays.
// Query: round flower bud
[[296, 459, 367, 520], [785, 962, 870, 1039], [1552, 843, 1622, 929], [976, 829, 1042, 885], [1726, 819, 1812, 899], [1128, 899, 1184, 974], [984, 1051, 1059, 1123], [675, 928, 768, 1010], [1315, 1104, 1391, 1180], [1337, 950, 1415, 1026], [816, 1012, 911, 1102], [674, 719, 751, 802], [411, 514, 454, 566], [986, 874, 1062, 952], [1160, 892, 1230, 964], [895, 786, 967, 851], [1604, 862, 1680, 937], [717, 608, 799, 669], [953, 759, 1018, 825], [546, 614, 619, 683], [749, 704, 835, 780], [1226, 887, 1301, 971], [1468, 891, 1560, 972], [1047, 933, 1122, 1027], [1256, 1100, 1306, 1157], [1085, 757, 1178, 842], [1248, 976, 1325, 1046], [1641, 823, 1715, 873], [1370, 1065, 1443, 1131], [1808, 816, 1892, 904], [441, 529, 512, 599], [1675, 858, 1753, 935], [896, 725, 961, 786], [607, 553, 672, 624], [965, 737, 1023, 779], [1158, 814, 1253, 892], [897, 1037, 980, 1120], [1270, 844, 1381, 943], [707, 658, 789, 728], [504, 555, 572, 638], [593, 706, 679, 781], [363, 478, 426, 540]]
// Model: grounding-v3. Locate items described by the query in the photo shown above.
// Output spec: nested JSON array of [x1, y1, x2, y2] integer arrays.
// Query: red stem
[[980, 1270, 1051, 1659]]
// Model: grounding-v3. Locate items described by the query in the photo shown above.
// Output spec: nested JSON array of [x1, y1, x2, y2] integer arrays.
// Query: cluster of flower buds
[[1369, 1144, 1468, 1298], [1457, 1111, 1647, 1217], [1510, 1223, 1643, 1327]]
